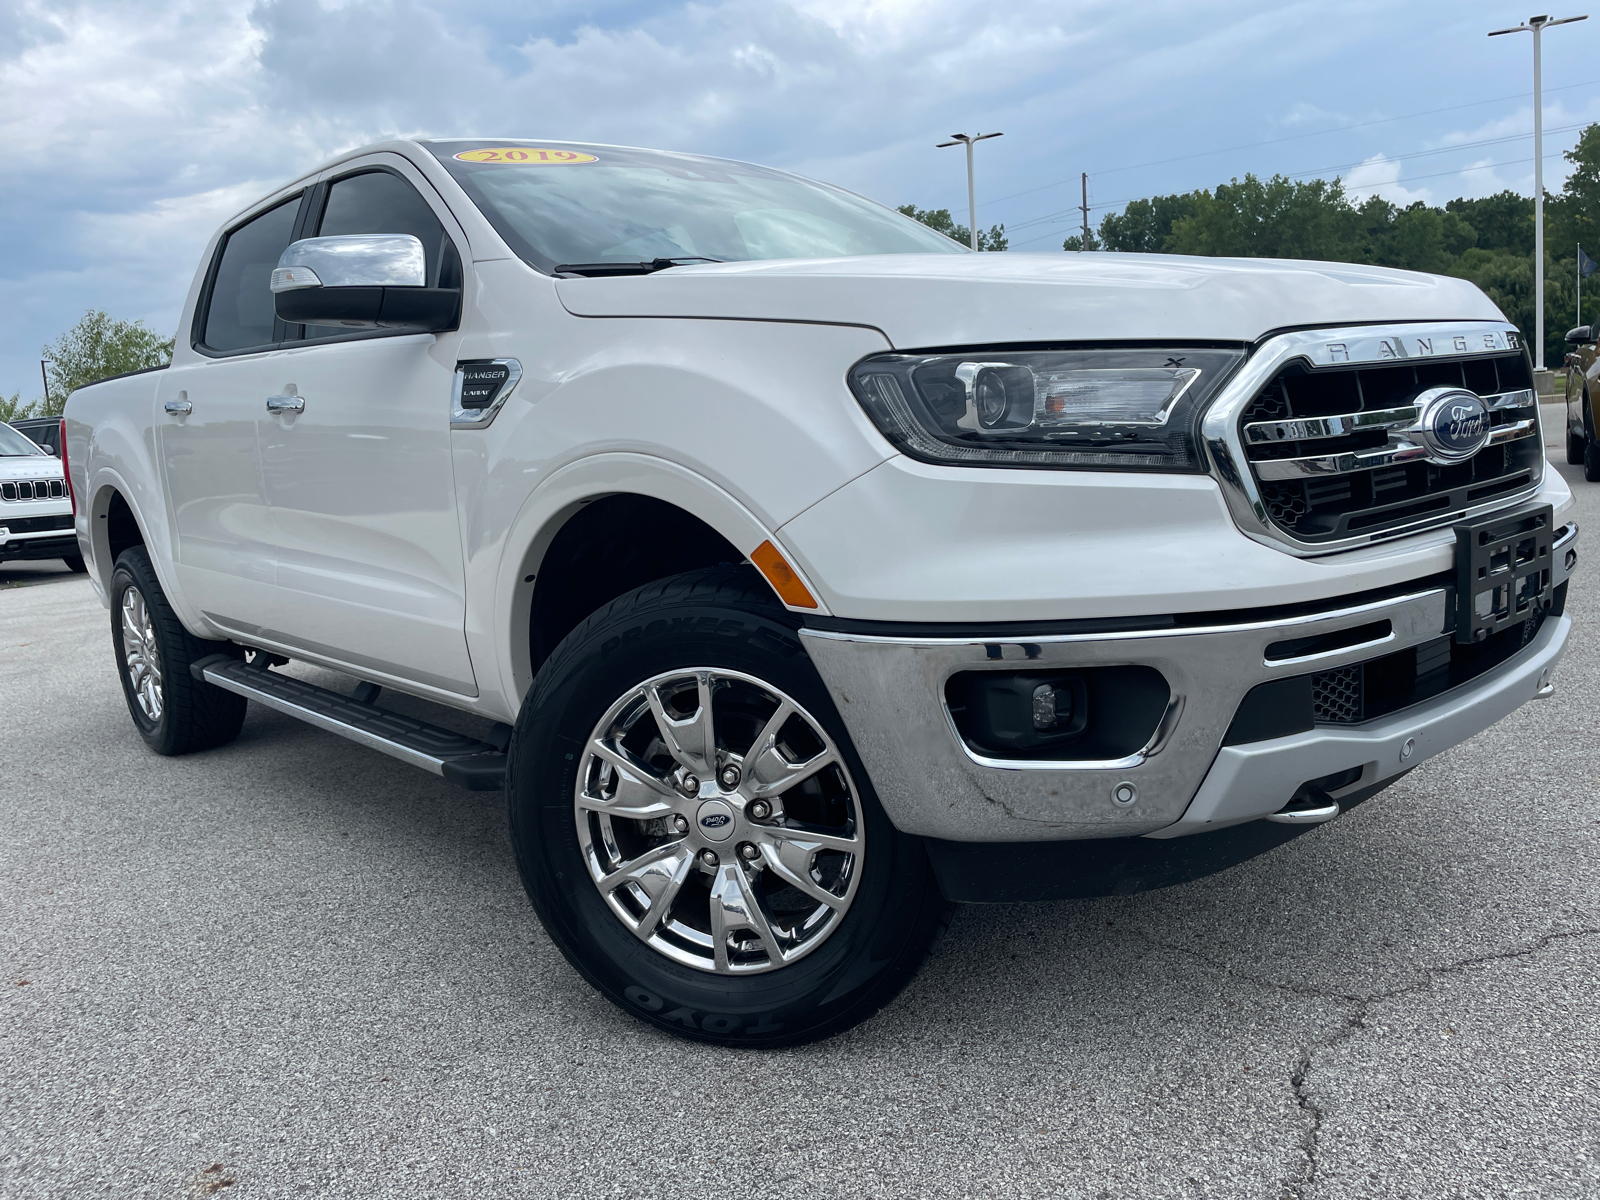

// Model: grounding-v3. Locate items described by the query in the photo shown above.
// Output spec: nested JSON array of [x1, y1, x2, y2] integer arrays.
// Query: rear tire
[[109, 547, 247, 755], [62, 555, 87, 573], [1586, 438, 1600, 483], [1569, 427, 1586, 465], [507, 566, 953, 1046]]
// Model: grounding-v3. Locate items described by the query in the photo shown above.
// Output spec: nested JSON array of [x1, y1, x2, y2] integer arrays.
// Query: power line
[[944, 76, 1600, 216], [1004, 119, 1592, 235], [1007, 147, 1578, 248]]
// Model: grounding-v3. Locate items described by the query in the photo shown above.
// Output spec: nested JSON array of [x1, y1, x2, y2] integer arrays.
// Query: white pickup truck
[[64, 139, 1578, 1044]]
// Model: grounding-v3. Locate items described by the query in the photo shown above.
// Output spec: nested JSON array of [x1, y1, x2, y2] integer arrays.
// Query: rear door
[[254, 157, 476, 694], [157, 192, 304, 632]]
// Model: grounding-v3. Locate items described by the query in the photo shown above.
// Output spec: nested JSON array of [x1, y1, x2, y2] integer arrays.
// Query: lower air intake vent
[[1311, 665, 1362, 724]]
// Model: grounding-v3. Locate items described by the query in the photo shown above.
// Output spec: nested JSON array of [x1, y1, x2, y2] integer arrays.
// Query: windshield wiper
[[553, 256, 724, 278]]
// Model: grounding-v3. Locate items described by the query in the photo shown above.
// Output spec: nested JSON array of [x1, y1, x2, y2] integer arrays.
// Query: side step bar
[[192, 655, 508, 791]]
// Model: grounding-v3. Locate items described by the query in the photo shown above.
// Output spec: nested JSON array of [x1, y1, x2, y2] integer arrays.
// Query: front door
[[254, 161, 476, 694], [158, 193, 303, 633]]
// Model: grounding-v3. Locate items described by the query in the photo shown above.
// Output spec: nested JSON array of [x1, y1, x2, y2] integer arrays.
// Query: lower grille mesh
[[1311, 666, 1362, 723]]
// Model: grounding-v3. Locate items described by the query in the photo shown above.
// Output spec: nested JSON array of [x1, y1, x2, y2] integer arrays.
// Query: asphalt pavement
[[1, 416, 1595, 1199]]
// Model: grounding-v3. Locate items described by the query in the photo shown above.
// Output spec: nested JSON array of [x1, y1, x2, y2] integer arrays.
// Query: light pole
[[1490, 13, 1588, 371], [937, 132, 1003, 250]]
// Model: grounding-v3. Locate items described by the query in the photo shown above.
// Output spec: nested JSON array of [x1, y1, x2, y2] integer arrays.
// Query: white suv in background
[[1, 422, 82, 572]]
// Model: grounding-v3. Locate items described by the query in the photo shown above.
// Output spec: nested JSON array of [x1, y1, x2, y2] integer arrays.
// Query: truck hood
[[554, 252, 1505, 348]]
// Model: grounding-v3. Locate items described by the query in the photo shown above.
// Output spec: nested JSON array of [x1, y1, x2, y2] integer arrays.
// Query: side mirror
[[271, 235, 459, 332], [1564, 324, 1593, 345]]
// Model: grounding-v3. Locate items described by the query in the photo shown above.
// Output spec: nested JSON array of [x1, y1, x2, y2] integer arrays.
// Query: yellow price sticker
[[454, 147, 598, 165]]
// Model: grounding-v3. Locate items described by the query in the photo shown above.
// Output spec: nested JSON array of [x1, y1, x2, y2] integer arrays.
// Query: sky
[[4, 0, 1600, 400]]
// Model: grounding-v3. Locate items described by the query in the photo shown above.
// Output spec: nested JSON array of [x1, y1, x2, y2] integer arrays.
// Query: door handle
[[266, 395, 305, 414], [164, 400, 192, 415]]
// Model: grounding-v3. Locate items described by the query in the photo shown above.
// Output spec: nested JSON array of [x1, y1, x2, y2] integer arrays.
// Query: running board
[[191, 655, 508, 791]]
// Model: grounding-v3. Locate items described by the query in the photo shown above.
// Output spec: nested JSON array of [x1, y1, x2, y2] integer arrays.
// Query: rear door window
[[201, 196, 302, 353]]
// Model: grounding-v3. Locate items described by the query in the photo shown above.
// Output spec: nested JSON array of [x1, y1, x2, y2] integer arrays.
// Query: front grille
[[1239, 353, 1540, 543], [1, 479, 66, 502], [0, 514, 73, 534]]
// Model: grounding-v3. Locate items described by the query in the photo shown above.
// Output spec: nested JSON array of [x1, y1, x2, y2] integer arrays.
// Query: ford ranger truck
[[63, 140, 1578, 1045]]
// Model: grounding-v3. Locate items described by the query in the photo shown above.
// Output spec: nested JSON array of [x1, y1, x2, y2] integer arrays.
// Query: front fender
[[481, 453, 828, 721]]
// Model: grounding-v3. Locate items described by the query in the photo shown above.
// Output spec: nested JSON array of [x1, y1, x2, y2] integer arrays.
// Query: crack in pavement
[[1128, 924, 1600, 1200]]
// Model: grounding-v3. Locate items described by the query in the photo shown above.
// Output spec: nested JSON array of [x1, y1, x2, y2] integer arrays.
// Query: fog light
[[947, 665, 1171, 761], [1032, 682, 1075, 730]]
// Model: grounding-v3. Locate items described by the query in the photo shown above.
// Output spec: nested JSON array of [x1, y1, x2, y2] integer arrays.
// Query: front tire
[[1569, 427, 1586, 465], [62, 554, 87, 573], [1587, 437, 1600, 483], [507, 566, 953, 1046], [109, 547, 247, 755]]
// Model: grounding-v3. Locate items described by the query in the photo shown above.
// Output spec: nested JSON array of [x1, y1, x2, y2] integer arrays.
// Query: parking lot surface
[[2, 424, 1595, 1199]]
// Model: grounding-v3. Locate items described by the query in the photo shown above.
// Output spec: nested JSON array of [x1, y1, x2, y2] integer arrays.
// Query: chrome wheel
[[120, 585, 163, 722], [575, 668, 864, 975]]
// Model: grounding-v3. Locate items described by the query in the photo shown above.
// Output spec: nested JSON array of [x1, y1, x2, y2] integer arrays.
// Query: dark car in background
[[1563, 324, 1600, 481]]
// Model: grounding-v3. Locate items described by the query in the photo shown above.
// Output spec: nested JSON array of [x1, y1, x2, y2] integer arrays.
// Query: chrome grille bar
[[1255, 418, 1539, 480], [1243, 389, 1536, 446]]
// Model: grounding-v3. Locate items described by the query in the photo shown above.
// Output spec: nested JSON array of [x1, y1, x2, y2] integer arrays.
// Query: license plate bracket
[[1453, 505, 1554, 644]]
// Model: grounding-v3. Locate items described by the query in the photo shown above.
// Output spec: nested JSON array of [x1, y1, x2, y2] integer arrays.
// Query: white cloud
[[1343, 153, 1432, 206]]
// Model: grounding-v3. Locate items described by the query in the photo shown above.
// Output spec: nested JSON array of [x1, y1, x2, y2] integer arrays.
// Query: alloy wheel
[[120, 585, 164, 722], [574, 668, 863, 974]]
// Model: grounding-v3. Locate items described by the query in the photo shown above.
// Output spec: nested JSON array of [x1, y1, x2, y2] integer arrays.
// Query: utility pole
[[1490, 12, 1588, 371], [937, 132, 1003, 250], [39, 360, 51, 409], [1080, 173, 1091, 251]]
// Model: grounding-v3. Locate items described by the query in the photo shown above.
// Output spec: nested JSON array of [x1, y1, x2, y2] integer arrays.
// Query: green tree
[[1095, 192, 1202, 252], [897, 204, 1007, 251], [38, 311, 174, 417], [1445, 191, 1532, 254], [0, 393, 34, 423], [1163, 175, 1367, 260]]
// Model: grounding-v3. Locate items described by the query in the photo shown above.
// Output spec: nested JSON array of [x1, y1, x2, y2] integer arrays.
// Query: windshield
[[427, 141, 965, 273], [0, 423, 47, 457]]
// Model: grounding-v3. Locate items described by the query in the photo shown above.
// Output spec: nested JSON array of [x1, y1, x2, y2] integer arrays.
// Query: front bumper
[[0, 528, 78, 562], [799, 523, 1576, 843]]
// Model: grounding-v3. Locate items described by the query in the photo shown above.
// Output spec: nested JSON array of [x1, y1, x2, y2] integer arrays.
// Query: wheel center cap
[[694, 799, 736, 842]]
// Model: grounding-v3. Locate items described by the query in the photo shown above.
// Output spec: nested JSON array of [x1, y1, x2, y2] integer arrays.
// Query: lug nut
[[699, 849, 720, 868], [747, 799, 771, 820], [679, 774, 700, 797], [718, 764, 741, 789], [672, 814, 690, 834], [738, 842, 761, 862]]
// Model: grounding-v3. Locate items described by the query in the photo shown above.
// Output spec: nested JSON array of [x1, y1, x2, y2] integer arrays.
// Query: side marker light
[[751, 540, 817, 609]]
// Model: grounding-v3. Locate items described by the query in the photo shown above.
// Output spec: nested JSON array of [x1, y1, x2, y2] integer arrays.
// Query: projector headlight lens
[[849, 347, 1246, 471]]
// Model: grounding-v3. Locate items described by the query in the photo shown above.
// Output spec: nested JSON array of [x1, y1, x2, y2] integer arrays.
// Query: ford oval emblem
[[1414, 387, 1490, 464], [700, 813, 731, 828]]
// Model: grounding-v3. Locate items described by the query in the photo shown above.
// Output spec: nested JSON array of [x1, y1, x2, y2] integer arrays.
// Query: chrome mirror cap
[[272, 234, 426, 291]]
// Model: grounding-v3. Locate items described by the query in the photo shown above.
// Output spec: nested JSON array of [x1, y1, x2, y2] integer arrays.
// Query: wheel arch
[[490, 454, 831, 716]]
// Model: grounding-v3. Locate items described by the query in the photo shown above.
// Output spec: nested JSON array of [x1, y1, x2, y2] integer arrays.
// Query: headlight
[[848, 347, 1246, 471]]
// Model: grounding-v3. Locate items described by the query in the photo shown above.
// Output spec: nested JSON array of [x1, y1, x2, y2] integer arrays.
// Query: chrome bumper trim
[[801, 572, 1573, 843], [1148, 614, 1570, 838]]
